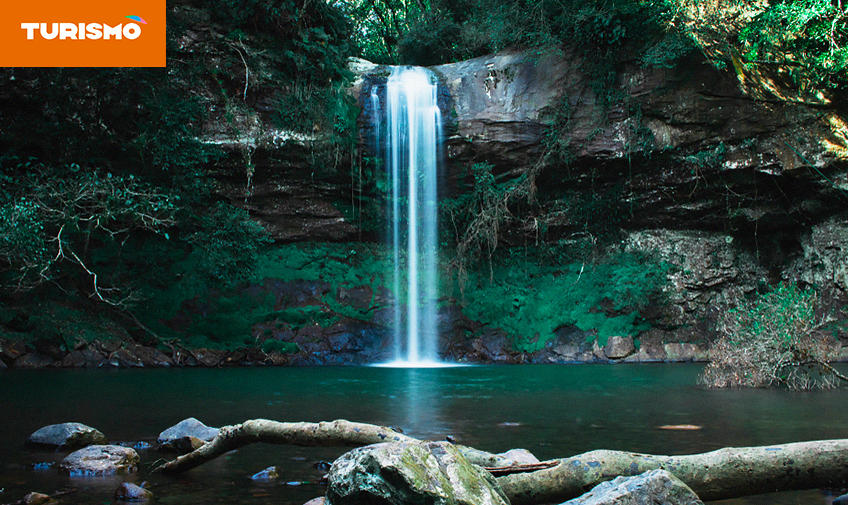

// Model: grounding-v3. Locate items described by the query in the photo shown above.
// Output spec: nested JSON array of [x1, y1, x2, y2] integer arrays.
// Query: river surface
[[0, 364, 845, 504]]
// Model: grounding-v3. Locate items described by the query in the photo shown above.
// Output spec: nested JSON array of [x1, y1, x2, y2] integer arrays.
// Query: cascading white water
[[376, 66, 442, 366]]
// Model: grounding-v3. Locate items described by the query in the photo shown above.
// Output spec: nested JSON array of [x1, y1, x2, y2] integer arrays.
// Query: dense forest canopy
[[0, 0, 846, 366]]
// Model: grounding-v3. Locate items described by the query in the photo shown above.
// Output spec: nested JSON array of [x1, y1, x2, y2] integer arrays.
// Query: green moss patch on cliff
[[457, 247, 672, 352]]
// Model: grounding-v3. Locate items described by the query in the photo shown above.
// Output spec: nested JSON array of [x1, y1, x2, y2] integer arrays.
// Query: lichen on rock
[[326, 441, 509, 505]]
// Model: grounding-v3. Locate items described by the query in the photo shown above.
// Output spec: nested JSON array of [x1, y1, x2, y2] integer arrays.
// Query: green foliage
[[542, 93, 575, 165], [261, 338, 299, 354], [640, 29, 697, 69], [188, 202, 273, 289], [441, 161, 541, 289], [132, 90, 218, 174], [206, 0, 353, 84], [460, 249, 671, 352], [337, 0, 696, 71], [254, 242, 391, 316], [136, 242, 393, 348], [739, 0, 848, 93], [0, 158, 180, 301], [700, 283, 841, 389], [272, 79, 359, 171], [441, 161, 509, 259], [0, 67, 219, 180], [0, 198, 49, 281]]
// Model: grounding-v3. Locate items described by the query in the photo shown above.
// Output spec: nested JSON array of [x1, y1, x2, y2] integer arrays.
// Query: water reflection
[[2, 365, 847, 505]]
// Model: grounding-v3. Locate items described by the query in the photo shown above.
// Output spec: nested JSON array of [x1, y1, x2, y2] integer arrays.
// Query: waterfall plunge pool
[[1, 364, 846, 504]]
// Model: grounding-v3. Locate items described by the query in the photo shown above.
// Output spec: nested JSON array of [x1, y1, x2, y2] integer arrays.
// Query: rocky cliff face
[[350, 48, 848, 345], [197, 4, 848, 358]]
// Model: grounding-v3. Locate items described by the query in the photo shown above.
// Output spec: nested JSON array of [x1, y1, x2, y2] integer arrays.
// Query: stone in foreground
[[27, 423, 107, 450], [327, 441, 509, 505], [498, 448, 540, 464], [562, 469, 703, 505], [59, 445, 139, 476], [157, 417, 219, 452], [20, 492, 56, 505], [114, 482, 154, 501]]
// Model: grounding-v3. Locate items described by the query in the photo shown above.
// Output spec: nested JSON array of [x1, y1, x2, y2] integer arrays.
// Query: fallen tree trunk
[[501, 439, 848, 504], [153, 419, 848, 503], [154, 419, 419, 474]]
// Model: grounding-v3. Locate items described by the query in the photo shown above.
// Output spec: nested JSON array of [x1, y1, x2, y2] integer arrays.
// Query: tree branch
[[153, 419, 419, 474]]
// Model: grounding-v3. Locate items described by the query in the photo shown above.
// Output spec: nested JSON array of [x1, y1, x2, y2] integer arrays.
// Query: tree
[[154, 418, 848, 503], [0, 159, 179, 307]]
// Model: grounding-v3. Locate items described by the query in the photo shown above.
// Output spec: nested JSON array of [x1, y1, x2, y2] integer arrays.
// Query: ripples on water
[[0, 364, 845, 504]]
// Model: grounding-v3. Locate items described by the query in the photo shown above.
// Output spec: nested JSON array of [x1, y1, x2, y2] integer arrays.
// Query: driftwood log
[[153, 419, 848, 503]]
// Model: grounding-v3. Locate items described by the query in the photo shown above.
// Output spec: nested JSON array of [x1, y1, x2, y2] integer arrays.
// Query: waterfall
[[374, 66, 442, 366]]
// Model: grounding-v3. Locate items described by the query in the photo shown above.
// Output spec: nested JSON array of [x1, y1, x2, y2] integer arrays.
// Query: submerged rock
[[114, 482, 153, 501], [251, 466, 280, 480], [327, 441, 509, 505], [20, 492, 56, 505], [562, 469, 703, 505], [158, 417, 219, 452], [27, 423, 107, 450], [59, 445, 139, 476]]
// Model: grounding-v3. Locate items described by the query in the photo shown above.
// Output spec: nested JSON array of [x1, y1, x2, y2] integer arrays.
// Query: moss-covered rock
[[327, 441, 509, 505]]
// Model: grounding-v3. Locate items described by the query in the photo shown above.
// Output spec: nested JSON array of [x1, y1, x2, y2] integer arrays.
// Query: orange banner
[[0, 0, 165, 67]]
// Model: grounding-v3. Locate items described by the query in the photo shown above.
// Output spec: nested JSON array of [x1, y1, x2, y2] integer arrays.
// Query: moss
[[459, 249, 672, 351]]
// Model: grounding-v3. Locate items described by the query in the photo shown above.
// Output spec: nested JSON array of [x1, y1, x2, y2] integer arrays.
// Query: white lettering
[[21, 21, 142, 40], [59, 23, 77, 40], [102, 24, 122, 40], [86, 23, 102, 40], [123, 23, 141, 40], [21, 23, 39, 40], [40, 23, 58, 40]]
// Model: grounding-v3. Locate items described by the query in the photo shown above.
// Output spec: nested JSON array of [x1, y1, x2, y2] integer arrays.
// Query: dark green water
[[0, 364, 845, 504]]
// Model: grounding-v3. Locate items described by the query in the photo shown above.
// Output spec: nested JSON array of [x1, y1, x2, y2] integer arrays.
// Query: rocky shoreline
[[0, 329, 712, 369]]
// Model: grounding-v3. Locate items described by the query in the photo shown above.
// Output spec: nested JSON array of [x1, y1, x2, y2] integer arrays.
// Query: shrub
[[700, 283, 844, 390], [738, 0, 848, 93], [188, 202, 272, 289], [0, 198, 49, 283]]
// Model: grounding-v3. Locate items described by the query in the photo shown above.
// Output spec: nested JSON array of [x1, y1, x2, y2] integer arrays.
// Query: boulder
[[604, 336, 636, 360], [562, 469, 703, 505], [27, 423, 107, 450], [158, 417, 219, 451], [20, 492, 56, 505], [13, 353, 54, 368], [114, 482, 154, 501], [60, 351, 87, 368], [126, 342, 173, 367], [110, 348, 144, 368], [327, 441, 509, 505], [59, 445, 139, 476], [0, 336, 27, 361], [497, 448, 539, 464], [190, 348, 227, 367]]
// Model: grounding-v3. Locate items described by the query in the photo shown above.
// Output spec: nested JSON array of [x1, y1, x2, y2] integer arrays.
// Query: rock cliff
[[190, 2, 848, 359]]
